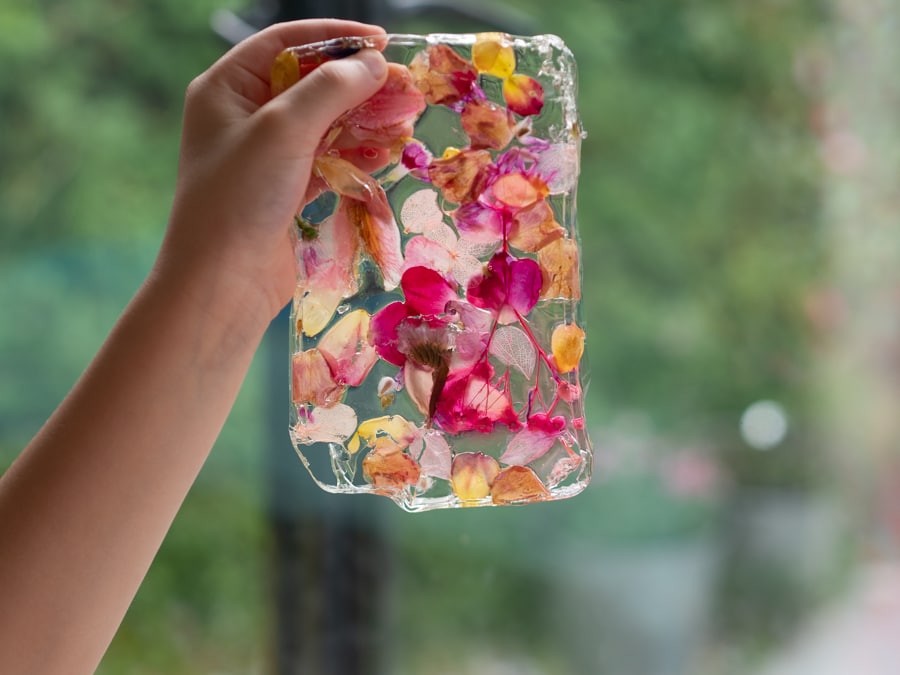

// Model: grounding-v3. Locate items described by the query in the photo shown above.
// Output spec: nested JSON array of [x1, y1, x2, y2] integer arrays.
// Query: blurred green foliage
[[0, 0, 834, 672]]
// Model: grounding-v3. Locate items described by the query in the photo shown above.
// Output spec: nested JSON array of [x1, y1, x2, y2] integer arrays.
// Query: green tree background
[[1, 1, 855, 673]]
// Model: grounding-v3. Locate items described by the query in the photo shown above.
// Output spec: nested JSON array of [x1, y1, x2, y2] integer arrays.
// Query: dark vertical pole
[[265, 307, 389, 675]]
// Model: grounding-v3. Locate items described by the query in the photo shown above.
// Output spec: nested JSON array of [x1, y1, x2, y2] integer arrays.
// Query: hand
[[159, 19, 388, 330]]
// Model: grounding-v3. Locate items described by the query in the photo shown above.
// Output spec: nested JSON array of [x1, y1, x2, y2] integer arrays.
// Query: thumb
[[275, 49, 388, 145]]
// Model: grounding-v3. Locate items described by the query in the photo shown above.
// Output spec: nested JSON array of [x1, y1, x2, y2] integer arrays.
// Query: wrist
[[147, 241, 279, 364]]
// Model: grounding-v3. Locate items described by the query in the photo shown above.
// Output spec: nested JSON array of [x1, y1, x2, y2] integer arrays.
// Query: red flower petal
[[503, 74, 545, 117]]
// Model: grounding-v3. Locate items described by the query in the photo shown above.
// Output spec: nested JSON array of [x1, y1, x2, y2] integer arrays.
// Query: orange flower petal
[[538, 237, 581, 300], [362, 449, 421, 488], [461, 99, 516, 150], [472, 33, 516, 79], [490, 172, 550, 209], [341, 190, 404, 291], [503, 74, 545, 117], [491, 466, 551, 504], [551, 323, 585, 374], [508, 200, 565, 252], [450, 452, 500, 501], [428, 149, 493, 205]]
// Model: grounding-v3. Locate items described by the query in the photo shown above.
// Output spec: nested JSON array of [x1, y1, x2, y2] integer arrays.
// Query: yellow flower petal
[[270, 50, 300, 96], [348, 415, 417, 455], [551, 323, 585, 374], [450, 452, 500, 501], [472, 33, 516, 79]]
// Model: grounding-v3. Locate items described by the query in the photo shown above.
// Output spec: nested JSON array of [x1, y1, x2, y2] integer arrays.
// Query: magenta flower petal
[[370, 301, 409, 366], [506, 256, 542, 317], [400, 266, 458, 316], [466, 252, 542, 322], [433, 362, 521, 434]]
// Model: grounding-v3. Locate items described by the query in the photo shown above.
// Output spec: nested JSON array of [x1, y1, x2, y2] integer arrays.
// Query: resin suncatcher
[[273, 32, 591, 511]]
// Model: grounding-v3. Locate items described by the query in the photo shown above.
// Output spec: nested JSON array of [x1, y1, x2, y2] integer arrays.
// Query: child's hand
[[159, 19, 388, 330]]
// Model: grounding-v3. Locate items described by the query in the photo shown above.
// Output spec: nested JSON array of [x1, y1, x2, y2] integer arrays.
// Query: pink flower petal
[[317, 309, 378, 387], [402, 363, 435, 417], [416, 430, 452, 480], [402, 235, 454, 277], [452, 202, 504, 245], [500, 429, 557, 465], [294, 214, 358, 337], [291, 349, 345, 408], [340, 63, 426, 143], [499, 415, 566, 465]]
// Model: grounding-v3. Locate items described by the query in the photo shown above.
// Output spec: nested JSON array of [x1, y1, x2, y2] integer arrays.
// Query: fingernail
[[357, 49, 387, 79]]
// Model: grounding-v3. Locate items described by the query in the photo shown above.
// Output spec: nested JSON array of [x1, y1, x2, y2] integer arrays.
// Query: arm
[[0, 20, 387, 675]]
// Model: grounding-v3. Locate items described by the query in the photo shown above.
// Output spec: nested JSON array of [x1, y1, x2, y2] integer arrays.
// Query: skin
[[0, 19, 387, 675]]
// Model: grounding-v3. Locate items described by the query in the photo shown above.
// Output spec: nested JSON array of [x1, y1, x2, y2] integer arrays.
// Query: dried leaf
[[489, 325, 536, 378]]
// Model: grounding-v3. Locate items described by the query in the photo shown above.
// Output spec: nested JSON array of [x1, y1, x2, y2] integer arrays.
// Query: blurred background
[[3, 0, 900, 673]]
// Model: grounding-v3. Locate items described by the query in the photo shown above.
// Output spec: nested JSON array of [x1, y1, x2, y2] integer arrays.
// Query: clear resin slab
[[273, 32, 590, 511]]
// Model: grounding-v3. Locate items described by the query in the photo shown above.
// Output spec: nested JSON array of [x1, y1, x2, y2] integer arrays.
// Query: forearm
[[0, 260, 270, 674]]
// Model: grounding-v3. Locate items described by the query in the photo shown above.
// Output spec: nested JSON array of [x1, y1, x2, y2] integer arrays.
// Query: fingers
[[264, 49, 388, 152], [207, 19, 387, 106]]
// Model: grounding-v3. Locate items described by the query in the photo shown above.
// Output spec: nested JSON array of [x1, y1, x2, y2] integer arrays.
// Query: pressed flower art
[[274, 33, 590, 511]]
